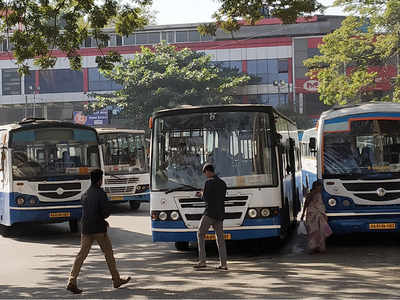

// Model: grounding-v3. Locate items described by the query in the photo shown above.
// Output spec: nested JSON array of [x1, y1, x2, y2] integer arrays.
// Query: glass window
[[167, 31, 175, 43], [136, 33, 147, 45], [161, 32, 167, 41], [116, 35, 122, 46], [256, 60, 268, 73], [88, 68, 122, 92], [278, 59, 289, 73], [148, 32, 160, 44], [247, 60, 257, 75], [230, 61, 242, 72], [24, 72, 36, 94], [124, 34, 135, 45], [152, 111, 277, 190], [278, 72, 289, 83], [267, 59, 278, 73], [84, 38, 91, 48], [39, 69, 83, 93], [307, 48, 320, 58], [188, 30, 201, 42], [201, 34, 213, 41], [176, 31, 188, 43], [2, 69, 21, 95]]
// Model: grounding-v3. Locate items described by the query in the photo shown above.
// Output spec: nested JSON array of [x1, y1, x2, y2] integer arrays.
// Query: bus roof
[[96, 128, 145, 135], [320, 102, 400, 121], [0, 119, 97, 132], [152, 104, 296, 125]]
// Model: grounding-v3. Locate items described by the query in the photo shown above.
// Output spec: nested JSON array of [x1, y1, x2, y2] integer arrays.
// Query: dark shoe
[[193, 263, 207, 269], [216, 265, 228, 270], [113, 276, 131, 288], [66, 284, 83, 294]]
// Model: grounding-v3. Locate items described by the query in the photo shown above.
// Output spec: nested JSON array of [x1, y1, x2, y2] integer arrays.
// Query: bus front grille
[[105, 178, 139, 185], [185, 212, 243, 221], [38, 191, 81, 199], [354, 193, 400, 202], [105, 186, 136, 194], [38, 183, 81, 191], [343, 182, 400, 192]]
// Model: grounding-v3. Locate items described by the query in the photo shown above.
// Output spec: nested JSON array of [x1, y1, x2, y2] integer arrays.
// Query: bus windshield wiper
[[166, 182, 200, 194]]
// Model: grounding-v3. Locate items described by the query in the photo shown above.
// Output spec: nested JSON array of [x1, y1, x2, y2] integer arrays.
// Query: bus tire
[[129, 200, 141, 210], [0, 224, 12, 237], [69, 220, 79, 233], [174, 241, 190, 251]]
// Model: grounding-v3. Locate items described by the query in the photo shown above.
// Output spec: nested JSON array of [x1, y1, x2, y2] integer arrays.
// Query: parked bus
[[313, 102, 400, 234], [300, 127, 317, 194], [150, 105, 303, 250], [0, 118, 101, 236], [96, 128, 149, 210]]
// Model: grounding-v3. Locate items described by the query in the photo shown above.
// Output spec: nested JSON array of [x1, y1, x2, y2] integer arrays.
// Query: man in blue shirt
[[194, 163, 228, 270]]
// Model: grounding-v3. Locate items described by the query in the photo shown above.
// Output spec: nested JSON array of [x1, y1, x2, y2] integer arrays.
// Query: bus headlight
[[248, 208, 257, 218], [159, 211, 168, 221], [260, 208, 270, 217], [29, 197, 37, 206], [16, 196, 25, 206], [328, 198, 337, 207], [170, 211, 179, 221]]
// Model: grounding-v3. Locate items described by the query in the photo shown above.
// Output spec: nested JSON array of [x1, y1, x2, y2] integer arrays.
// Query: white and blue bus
[[97, 128, 149, 210], [150, 105, 303, 250], [300, 127, 317, 194], [0, 119, 101, 236], [313, 102, 400, 234]]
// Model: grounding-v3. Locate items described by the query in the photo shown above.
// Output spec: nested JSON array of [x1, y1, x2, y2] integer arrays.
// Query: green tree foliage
[[199, 0, 324, 35], [91, 42, 250, 129], [0, 0, 152, 74], [304, 0, 400, 105]]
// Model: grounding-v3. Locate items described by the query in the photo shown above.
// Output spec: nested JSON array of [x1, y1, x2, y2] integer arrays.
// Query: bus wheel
[[0, 224, 12, 237], [69, 220, 79, 233], [129, 200, 141, 210], [175, 241, 190, 251]]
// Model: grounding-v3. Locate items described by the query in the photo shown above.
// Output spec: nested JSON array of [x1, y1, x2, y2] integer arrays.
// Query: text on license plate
[[205, 233, 231, 240], [369, 223, 396, 230], [49, 212, 71, 218]]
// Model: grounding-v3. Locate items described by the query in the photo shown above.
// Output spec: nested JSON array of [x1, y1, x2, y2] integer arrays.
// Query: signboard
[[295, 79, 319, 94], [73, 110, 109, 126]]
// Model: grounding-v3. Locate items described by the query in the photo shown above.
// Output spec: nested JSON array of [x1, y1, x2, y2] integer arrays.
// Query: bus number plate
[[369, 223, 396, 230], [205, 233, 231, 240], [49, 212, 71, 218]]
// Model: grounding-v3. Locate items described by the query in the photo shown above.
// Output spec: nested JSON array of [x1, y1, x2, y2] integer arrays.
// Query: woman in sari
[[300, 180, 332, 253]]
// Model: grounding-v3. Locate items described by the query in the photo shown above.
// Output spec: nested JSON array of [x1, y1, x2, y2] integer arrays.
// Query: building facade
[[0, 15, 366, 127]]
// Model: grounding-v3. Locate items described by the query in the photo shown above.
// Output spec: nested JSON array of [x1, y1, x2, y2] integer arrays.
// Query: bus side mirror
[[309, 137, 316, 151]]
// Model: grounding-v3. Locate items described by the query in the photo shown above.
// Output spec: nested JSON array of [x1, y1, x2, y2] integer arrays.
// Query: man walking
[[66, 169, 131, 294], [194, 163, 228, 270]]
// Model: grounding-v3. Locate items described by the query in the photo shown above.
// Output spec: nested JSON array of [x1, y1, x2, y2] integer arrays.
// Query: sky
[[151, 0, 347, 25]]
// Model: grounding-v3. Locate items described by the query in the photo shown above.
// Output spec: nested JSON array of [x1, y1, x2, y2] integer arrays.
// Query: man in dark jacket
[[66, 169, 131, 294], [194, 163, 228, 270]]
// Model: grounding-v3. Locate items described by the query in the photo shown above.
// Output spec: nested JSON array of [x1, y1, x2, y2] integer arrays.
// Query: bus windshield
[[100, 132, 148, 175], [152, 111, 277, 190], [323, 119, 400, 178], [11, 128, 100, 180]]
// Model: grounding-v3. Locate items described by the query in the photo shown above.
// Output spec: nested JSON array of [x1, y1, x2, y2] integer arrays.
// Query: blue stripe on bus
[[152, 228, 280, 242], [328, 217, 400, 234], [325, 112, 400, 124], [10, 206, 82, 224]]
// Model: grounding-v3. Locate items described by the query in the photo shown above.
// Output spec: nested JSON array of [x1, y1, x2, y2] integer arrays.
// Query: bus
[[150, 104, 303, 250], [300, 127, 317, 194], [313, 102, 400, 234], [0, 118, 101, 236], [96, 128, 149, 210]]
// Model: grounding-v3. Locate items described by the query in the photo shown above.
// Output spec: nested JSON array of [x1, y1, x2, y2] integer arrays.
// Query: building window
[[246, 59, 288, 85], [84, 37, 92, 48], [148, 32, 161, 44], [176, 31, 188, 43], [214, 60, 243, 73], [2, 69, 21, 95], [188, 30, 201, 42], [116, 35, 122, 46], [136, 33, 147, 45], [88, 68, 122, 92], [124, 34, 135, 45], [278, 59, 289, 73], [307, 48, 320, 58], [24, 72, 36, 94], [39, 69, 84, 93], [249, 93, 288, 107]]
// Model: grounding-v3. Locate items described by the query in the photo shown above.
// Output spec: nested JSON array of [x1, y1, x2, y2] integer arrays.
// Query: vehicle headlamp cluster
[[15, 195, 38, 207], [152, 210, 181, 221], [246, 207, 279, 219], [327, 197, 352, 208], [136, 184, 149, 193]]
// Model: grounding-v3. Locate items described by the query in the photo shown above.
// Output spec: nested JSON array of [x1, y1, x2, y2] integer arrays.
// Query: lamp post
[[273, 80, 287, 106], [29, 85, 40, 118]]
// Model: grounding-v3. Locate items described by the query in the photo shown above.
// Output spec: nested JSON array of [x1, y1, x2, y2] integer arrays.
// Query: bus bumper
[[151, 218, 281, 242], [9, 205, 82, 225], [109, 192, 150, 203], [328, 216, 400, 234]]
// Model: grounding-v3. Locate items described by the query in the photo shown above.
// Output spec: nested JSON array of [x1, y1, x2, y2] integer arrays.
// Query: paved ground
[[1, 203, 400, 299]]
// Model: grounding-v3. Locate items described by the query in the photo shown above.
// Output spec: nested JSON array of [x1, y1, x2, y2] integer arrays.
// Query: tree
[[91, 42, 250, 129], [0, 0, 152, 74], [199, 0, 324, 35], [304, 1, 400, 105]]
